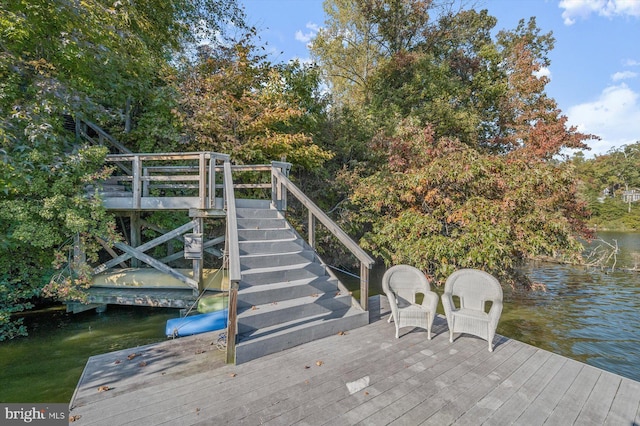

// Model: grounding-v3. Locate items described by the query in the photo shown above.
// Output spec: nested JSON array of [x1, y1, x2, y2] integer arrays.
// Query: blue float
[[166, 309, 228, 338]]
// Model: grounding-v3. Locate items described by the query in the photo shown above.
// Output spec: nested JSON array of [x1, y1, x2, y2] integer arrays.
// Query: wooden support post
[[199, 152, 206, 209], [130, 212, 141, 268], [208, 155, 215, 209], [360, 262, 369, 311], [193, 217, 204, 295], [132, 156, 142, 209], [142, 167, 149, 197], [308, 211, 315, 249], [226, 281, 238, 364]]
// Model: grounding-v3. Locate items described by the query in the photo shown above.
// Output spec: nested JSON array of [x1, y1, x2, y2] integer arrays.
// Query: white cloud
[[623, 59, 640, 67], [567, 83, 640, 155], [559, 0, 640, 25], [612, 71, 638, 81], [534, 66, 552, 79], [295, 22, 320, 44]]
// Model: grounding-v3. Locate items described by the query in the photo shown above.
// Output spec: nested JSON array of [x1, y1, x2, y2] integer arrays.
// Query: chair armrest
[[488, 299, 503, 327], [441, 291, 455, 317], [422, 291, 439, 314], [384, 289, 399, 320]]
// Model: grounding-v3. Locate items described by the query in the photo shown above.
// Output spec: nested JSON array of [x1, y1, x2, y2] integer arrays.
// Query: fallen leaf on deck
[[316, 361, 323, 366], [338, 331, 346, 335], [114, 359, 121, 364], [251, 306, 258, 310], [304, 365, 310, 369], [195, 349, 206, 354], [69, 415, 81, 422], [127, 353, 137, 360], [229, 373, 237, 377], [97, 385, 110, 392], [311, 293, 319, 297], [138, 361, 147, 367], [364, 391, 369, 396]]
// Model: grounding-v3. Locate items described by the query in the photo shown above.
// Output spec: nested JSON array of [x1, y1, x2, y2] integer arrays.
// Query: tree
[[573, 142, 640, 229], [176, 35, 333, 170], [368, 9, 502, 144], [314, 3, 596, 288], [311, 0, 384, 106], [491, 18, 595, 159], [0, 0, 245, 339], [345, 119, 591, 288]]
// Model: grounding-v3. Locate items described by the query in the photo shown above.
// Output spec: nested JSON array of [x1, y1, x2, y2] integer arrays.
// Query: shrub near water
[[345, 121, 591, 289]]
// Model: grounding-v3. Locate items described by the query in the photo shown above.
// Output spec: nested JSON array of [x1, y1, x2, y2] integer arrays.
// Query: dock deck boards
[[69, 296, 640, 425]]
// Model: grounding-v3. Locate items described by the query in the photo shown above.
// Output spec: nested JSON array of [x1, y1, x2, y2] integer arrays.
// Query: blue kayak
[[166, 309, 228, 338]]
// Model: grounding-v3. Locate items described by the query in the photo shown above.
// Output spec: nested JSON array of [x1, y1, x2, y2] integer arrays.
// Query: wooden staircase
[[233, 200, 369, 364], [71, 119, 375, 364]]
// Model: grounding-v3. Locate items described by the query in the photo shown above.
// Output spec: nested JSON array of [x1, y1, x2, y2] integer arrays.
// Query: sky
[[240, 0, 640, 157]]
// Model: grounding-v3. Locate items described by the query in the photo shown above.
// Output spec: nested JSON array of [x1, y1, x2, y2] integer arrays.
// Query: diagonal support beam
[[96, 238, 129, 269], [93, 220, 197, 274], [159, 235, 225, 264], [112, 242, 199, 290]]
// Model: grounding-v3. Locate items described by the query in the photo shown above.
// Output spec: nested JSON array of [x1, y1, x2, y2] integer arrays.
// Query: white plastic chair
[[442, 269, 503, 352], [382, 265, 439, 339]]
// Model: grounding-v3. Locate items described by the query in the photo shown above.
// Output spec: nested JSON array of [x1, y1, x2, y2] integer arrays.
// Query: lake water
[[1, 231, 639, 403]]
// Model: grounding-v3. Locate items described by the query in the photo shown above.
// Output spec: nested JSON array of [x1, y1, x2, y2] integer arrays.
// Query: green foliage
[[344, 120, 591, 288], [572, 142, 640, 230], [308, 2, 595, 289], [176, 35, 334, 171], [0, 0, 244, 339]]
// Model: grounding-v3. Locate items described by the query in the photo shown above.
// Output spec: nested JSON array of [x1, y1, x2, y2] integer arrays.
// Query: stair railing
[[76, 118, 132, 156], [270, 164, 375, 311], [102, 152, 229, 210], [223, 160, 241, 364]]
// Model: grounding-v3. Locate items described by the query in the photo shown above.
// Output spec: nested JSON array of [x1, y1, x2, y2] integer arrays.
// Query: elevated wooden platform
[[66, 268, 228, 313], [69, 296, 640, 425]]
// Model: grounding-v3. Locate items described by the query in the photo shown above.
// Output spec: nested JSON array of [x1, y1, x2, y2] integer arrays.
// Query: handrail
[[271, 167, 375, 310], [224, 162, 241, 282], [223, 160, 241, 364], [102, 152, 229, 210], [105, 152, 230, 161], [78, 119, 132, 155]]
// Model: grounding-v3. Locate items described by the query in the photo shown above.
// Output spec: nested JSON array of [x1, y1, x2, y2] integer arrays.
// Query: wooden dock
[[69, 296, 640, 425]]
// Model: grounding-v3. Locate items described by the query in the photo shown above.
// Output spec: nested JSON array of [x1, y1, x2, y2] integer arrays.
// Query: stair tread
[[240, 249, 312, 259], [237, 291, 351, 319], [238, 237, 300, 243], [231, 198, 369, 364], [237, 305, 365, 342], [240, 261, 317, 275], [239, 276, 337, 292]]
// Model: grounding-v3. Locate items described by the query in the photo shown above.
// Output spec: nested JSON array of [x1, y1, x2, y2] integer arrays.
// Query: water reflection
[[507, 261, 640, 382]]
